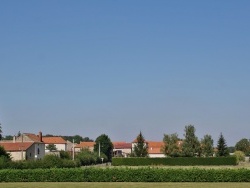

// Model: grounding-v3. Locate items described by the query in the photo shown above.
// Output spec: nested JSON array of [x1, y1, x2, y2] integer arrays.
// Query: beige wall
[[45, 143, 66, 152], [8, 151, 26, 161], [148, 154, 165, 158]]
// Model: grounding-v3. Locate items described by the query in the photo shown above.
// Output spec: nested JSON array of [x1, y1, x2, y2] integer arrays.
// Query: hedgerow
[[1, 168, 250, 182], [0, 155, 80, 169], [112, 157, 237, 166]]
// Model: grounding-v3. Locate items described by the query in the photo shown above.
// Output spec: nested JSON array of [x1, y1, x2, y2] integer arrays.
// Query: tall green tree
[[216, 133, 229, 157], [201, 134, 214, 157], [132, 131, 148, 157], [94, 134, 113, 162], [0, 146, 11, 160], [235, 138, 250, 155], [182, 125, 200, 157], [162, 133, 181, 157], [0, 124, 2, 140]]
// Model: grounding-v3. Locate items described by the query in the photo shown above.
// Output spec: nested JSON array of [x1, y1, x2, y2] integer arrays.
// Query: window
[[37, 148, 40, 155]]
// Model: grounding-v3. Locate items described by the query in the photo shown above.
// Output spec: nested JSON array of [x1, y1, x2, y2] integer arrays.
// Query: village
[[0, 131, 166, 161]]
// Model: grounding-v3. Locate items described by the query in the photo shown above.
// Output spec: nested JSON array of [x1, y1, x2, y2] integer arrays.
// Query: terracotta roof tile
[[113, 142, 132, 149], [21, 133, 42, 142], [0, 142, 34, 151], [75, 142, 95, 148], [147, 141, 164, 154], [42, 137, 67, 144]]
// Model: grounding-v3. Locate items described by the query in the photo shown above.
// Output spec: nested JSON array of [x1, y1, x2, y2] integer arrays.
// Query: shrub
[[234, 151, 245, 163], [1, 168, 250, 182], [112, 157, 237, 166], [60, 150, 71, 159], [75, 148, 107, 166], [0, 155, 79, 169]]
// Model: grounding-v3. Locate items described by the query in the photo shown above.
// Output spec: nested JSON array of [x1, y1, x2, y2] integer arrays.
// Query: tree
[[17, 131, 21, 137], [201, 134, 214, 157], [182, 125, 200, 157], [94, 134, 113, 162], [162, 133, 181, 157], [3, 135, 13, 140], [46, 144, 57, 151], [59, 150, 71, 159], [0, 146, 11, 160], [82, 137, 94, 142], [132, 131, 148, 157], [0, 124, 2, 140], [62, 135, 93, 144], [216, 133, 229, 157], [235, 138, 250, 155]]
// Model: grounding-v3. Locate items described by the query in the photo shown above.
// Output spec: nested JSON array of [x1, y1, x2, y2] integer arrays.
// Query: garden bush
[[0, 155, 79, 169], [112, 157, 237, 166], [1, 167, 250, 182], [234, 151, 245, 163]]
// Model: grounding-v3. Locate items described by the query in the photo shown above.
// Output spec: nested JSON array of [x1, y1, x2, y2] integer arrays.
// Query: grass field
[[1, 183, 250, 188]]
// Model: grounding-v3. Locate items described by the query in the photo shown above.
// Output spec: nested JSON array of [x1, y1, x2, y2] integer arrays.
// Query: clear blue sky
[[1, 1, 250, 146]]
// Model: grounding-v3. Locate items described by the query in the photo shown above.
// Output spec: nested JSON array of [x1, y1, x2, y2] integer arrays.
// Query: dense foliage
[[235, 138, 250, 155], [94, 134, 113, 162], [0, 146, 11, 160], [0, 155, 79, 169], [46, 144, 57, 151], [234, 151, 245, 163], [112, 157, 237, 166], [217, 133, 229, 157], [0, 124, 2, 140], [75, 148, 107, 166], [162, 133, 181, 157], [132, 131, 148, 157], [201, 134, 214, 157], [1, 167, 250, 182], [182, 125, 200, 157]]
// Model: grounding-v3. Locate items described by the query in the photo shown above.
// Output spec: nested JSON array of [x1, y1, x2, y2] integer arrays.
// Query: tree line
[[133, 125, 250, 158]]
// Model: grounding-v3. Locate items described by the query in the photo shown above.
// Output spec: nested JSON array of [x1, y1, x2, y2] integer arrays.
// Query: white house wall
[[8, 151, 26, 161], [45, 143, 66, 152]]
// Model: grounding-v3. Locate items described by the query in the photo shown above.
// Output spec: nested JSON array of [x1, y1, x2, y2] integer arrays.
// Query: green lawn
[[1, 183, 250, 188]]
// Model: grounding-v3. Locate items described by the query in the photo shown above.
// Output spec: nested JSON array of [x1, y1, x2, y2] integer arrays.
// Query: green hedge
[[112, 157, 237, 166], [0, 155, 80, 169], [1, 168, 250, 182]]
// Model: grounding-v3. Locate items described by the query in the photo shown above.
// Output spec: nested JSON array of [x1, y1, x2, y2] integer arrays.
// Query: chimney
[[13, 135, 16, 143], [39, 131, 42, 142]]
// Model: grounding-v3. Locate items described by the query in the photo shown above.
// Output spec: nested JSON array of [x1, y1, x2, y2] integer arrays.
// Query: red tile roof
[[42, 137, 67, 144], [147, 141, 164, 154], [0, 142, 34, 151], [113, 142, 132, 149], [75, 142, 95, 148], [22, 133, 42, 142]]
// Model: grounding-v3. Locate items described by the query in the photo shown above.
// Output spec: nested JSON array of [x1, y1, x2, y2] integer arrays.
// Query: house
[[0, 132, 45, 160], [113, 142, 132, 157], [132, 138, 165, 158], [74, 142, 95, 152], [42, 136, 67, 152], [147, 141, 165, 158]]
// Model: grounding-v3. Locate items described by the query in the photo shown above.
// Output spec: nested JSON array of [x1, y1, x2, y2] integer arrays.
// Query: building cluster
[[0, 132, 165, 161]]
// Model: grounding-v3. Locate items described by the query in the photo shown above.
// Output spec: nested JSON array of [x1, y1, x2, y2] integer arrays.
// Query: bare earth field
[[1, 182, 250, 188]]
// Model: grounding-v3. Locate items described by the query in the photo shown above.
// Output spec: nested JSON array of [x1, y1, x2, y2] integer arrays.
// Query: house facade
[[0, 141, 45, 160], [132, 139, 165, 158], [147, 141, 165, 158], [113, 142, 132, 157], [42, 136, 67, 152], [74, 142, 95, 152], [0, 132, 45, 160]]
